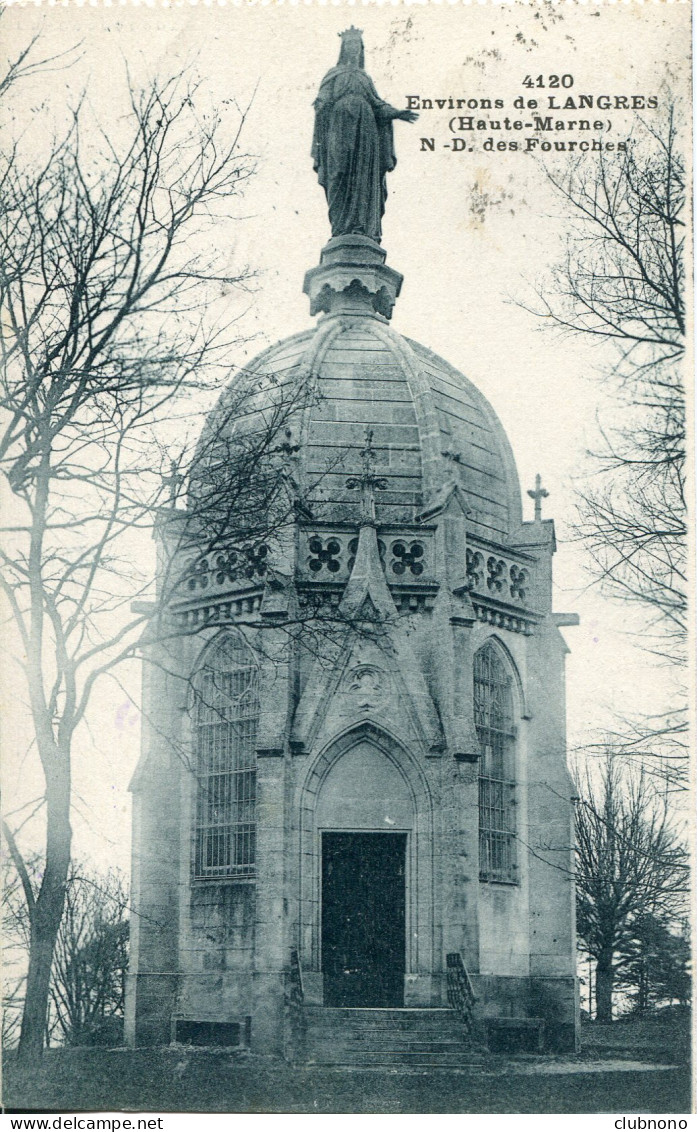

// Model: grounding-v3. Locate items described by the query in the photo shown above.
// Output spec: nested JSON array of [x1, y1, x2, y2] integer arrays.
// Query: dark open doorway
[[321, 831, 406, 1008]]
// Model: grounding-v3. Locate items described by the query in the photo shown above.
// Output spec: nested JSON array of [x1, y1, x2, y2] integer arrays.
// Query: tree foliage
[[617, 913, 691, 1014], [574, 756, 688, 1022]]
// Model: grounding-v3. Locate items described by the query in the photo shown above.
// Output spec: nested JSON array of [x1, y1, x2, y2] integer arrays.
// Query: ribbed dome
[[197, 313, 522, 544]]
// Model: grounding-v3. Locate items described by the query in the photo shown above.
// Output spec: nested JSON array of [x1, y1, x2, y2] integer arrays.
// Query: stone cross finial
[[162, 460, 184, 506], [346, 428, 388, 524], [527, 473, 549, 521], [276, 427, 300, 459]]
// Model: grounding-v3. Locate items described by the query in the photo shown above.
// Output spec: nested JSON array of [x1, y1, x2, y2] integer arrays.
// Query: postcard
[[1, 0, 691, 1117]]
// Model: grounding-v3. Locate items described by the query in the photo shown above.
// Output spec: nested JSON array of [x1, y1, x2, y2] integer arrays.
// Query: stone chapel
[[125, 34, 579, 1063]]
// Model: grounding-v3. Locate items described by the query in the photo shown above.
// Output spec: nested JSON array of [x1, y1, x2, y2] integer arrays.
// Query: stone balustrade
[[169, 531, 538, 632], [297, 527, 434, 583], [465, 542, 535, 608], [180, 545, 270, 596]]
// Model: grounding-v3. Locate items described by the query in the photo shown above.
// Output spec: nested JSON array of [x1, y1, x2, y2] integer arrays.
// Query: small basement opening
[[174, 1019, 247, 1047]]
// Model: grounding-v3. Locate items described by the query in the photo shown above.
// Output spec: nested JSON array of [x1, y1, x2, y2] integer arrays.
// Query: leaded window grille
[[474, 643, 518, 884], [193, 633, 259, 880]]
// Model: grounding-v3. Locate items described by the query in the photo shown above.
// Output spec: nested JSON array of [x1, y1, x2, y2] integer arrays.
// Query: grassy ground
[[580, 1010, 692, 1067], [3, 1013, 692, 1115]]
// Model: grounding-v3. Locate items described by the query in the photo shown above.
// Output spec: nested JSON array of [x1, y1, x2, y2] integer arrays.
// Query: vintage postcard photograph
[[0, 0, 692, 1117]]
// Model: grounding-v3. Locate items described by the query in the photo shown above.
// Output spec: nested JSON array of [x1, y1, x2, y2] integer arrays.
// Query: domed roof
[[199, 313, 521, 544]]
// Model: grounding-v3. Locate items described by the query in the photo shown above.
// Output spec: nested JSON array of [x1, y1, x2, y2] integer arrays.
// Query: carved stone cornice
[[303, 235, 403, 320], [471, 598, 540, 636]]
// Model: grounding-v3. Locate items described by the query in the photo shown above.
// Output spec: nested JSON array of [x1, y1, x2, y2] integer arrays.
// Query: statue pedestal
[[303, 235, 403, 320]]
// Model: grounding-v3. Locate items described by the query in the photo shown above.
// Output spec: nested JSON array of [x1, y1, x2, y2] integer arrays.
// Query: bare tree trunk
[[18, 756, 71, 1060], [638, 961, 650, 1013], [595, 950, 614, 1023]]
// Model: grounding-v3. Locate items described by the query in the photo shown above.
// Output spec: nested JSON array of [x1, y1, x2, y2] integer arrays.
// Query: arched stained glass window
[[474, 642, 518, 884], [193, 633, 259, 879]]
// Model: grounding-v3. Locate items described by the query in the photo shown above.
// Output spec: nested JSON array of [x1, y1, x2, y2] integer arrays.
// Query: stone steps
[[299, 1007, 484, 1067], [306, 1009, 458, 1023], [306, 1051, 484, 1068], [325, 1031, 469, 1043], [306, 1007, 454, 1018], [306, 1022, 468, 1037]]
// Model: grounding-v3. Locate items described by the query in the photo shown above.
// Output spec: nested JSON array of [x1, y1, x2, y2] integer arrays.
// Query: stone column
[[513, 517, 578, 1049], [439, 753, 480, 971], [126, 642, 182, 1046], [422, 486, 482, 985], [525, 617, 578, 1050], [251, 750, 287, 1055]]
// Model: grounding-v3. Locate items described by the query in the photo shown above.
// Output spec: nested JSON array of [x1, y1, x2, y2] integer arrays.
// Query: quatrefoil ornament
[[308, 536, 342, 574], [509, 564, 528, 602], [486, 556, 506, 594], [390, 540, 424, 576], [187, 557, 210, 591], [466, 548, 484, 591], [244, 544, 268, 578], [214, 552, 232, 585]]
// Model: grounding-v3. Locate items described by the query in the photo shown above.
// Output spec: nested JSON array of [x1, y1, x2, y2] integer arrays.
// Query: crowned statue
[[311, 27, 418, 243]]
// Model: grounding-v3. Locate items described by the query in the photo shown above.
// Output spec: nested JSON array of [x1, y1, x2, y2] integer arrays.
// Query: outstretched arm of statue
[[364, 78, 418, 123], [374, 100, 419, 124]]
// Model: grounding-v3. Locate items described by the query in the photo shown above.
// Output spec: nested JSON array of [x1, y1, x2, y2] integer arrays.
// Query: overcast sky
[[2, 1, 690, 874]]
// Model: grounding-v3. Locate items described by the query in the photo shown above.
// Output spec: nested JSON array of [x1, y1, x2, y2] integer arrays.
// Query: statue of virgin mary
[[311, 28, 417, 243]]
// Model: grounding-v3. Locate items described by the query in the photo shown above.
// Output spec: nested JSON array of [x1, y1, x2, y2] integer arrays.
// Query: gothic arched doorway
[[298, 723, 435, 1007]]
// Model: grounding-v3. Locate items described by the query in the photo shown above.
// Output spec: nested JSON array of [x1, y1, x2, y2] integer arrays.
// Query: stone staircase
[[299, 1006, 485, 1068]]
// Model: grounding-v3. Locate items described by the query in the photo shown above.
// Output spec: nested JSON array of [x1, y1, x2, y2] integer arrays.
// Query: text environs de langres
[[408, 92, 660, 153]]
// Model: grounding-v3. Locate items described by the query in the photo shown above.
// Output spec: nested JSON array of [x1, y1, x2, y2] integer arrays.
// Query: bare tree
[[0, 41, 361, 1057], [535, 106, 687, 786], [2, 857, 128, 1048], [1, 851, 39, 1049], [50, 867, 128, 1047], [0, 12, 81, 103], [575, 756, 688, 1022], [0, 61, 302, 1059]]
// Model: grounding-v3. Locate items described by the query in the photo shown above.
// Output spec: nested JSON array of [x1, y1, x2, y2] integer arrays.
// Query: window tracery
[[193, 632, 259, 880], [474, 642, 518, 884]]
